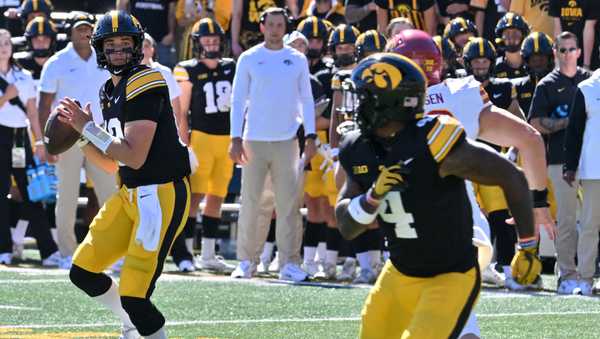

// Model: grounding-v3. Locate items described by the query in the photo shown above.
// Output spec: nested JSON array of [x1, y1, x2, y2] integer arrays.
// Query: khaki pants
[[237, 139, 303, 267], [578, 180, 600, 281], [55, 146, 117, 257], [548, 165, 579, 280]]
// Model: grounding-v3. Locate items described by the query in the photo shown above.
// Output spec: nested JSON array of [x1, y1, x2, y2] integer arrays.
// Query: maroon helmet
[[387, 29, 443, 85]]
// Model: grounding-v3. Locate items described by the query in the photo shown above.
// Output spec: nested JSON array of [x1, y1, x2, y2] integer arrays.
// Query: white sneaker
[[41, 251, 62, 267], [0, 252, 12, 265], [197, 256, 235, 273], [353, 268, 377, 284], [177, 259, 196, 273], [338, 258, 357, 281], [314, 262, 336, 280], [303, 261, 320, 277], [58, 255, 72, 269], [504, 277, 526, 291], [231, 260, 256, 279], [119, 324, 141, 339], [279, 263, 308, 282], [573, 280, 593, 296], [557, 279, 579, 295], [257, 260, 270, 274], [482, 266, 505, 287], [268, 252, 280, 272]]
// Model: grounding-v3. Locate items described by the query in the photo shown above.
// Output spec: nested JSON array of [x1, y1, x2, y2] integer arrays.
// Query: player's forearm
[[497, 165, 536, 239], [513, 126, 548, 190], [537, 117, 569, 133], [231, 0, 242, 44], [335, 199, 370, 240], [345, 4, 371, 24], [376, 8, 388, 34], [26, 102, 43, 142], [82, 144, 119, 174], [38, 92, 54, 132]]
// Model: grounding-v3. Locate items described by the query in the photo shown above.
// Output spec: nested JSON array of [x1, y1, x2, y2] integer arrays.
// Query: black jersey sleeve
[[419, 115, 466, 163], [124, 68, 169, 123]]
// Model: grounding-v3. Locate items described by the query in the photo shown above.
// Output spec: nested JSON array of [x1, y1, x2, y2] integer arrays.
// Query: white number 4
[[378, 191, 417, 239]]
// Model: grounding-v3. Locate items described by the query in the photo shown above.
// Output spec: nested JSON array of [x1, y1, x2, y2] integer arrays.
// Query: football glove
[[370, 163, 408, 200], [511, 244, 542, 285]]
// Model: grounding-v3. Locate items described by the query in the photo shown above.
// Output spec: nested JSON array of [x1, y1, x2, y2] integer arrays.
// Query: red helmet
[[387, 29, 442, 85]]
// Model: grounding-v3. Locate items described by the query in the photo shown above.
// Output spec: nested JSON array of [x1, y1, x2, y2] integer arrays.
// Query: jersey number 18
[[203, 81, 231, 114]]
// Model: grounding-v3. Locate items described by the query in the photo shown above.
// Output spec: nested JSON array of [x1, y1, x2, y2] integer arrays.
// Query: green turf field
[[1, 255, 600, 339]]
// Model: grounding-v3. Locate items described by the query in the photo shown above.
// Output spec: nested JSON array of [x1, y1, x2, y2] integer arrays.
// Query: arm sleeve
[[230, 53, 250, 138], [548, 0, 560, 17], [564, 88, 587, 172], [299, 56, 316, 135], [125, 87, 167, 123], [162, 69, 181, 99], [173, 64, 190, 82], [527, 82, 550, 120], [38, 60, 58, 94]]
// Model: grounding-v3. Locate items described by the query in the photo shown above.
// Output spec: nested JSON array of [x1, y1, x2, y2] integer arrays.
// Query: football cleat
[[268, 252, 280, 272], [196, 256, 235, 273], [557, 279, 578, 295], [58, 255, 72, 269], [353, 268, 377, 284], [338, 258, 357, 281], [303, 261, 320, 277], [482, 266, 505, 287], [177, 259, 196, 273], [504, 277, 526, 291], [573, 280, 593, 296], [314, 263, 336, 280], [119, 324, 141, 339], [41, 251, 62, 267]]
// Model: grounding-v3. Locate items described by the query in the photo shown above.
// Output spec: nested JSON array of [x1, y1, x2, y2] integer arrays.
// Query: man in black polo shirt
[[529, 31, 591, 294], [549, 0, 600, 69]]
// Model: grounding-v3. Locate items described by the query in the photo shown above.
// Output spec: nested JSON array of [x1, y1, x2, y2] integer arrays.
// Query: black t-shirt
[[0, 0, 22, 37], [529, 68, 591, 165], [435, 0, 473, 20], [549, 0, 600, 46], [345, 0, 378, 32], [100, 65, 190, 188], [130, 0, 175, 42], [494, 56, 528, 79], [484, 78, 515, 110], [374, 0, 435, 31], [54, 0, 114, 12], [241, 0, 286, 33], [174, 58, 235, 135], [309, 58, 331, 75], [339, 115, 476, 277]]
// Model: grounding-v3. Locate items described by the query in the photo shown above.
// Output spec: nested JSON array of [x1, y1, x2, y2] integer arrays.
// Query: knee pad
[[121, 296, 165, 336], [69, 264, 111, 297]]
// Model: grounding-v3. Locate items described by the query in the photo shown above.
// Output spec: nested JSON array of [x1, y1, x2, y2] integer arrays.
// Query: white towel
[[135, 185, 163, 252]]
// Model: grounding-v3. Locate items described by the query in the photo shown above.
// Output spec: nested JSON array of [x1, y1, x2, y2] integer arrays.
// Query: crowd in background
[[0, 0, 599, 295]]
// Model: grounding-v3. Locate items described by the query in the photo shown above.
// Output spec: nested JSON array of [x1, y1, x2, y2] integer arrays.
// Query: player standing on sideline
[[59, 11, 190, 339]]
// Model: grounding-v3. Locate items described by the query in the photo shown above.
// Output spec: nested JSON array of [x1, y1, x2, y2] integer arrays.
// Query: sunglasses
[[558, 47, 577, 54]]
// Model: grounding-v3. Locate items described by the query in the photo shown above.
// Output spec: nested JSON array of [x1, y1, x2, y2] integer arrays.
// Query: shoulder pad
[[126, 67, 167, 101], [422, 115, 465, 163]]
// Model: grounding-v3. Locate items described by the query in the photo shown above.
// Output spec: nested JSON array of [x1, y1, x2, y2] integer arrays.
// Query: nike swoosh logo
[[113, 95, 120, 103], [224, 70, 231, 74], [69, 68, 77, 72], [403, 158, 414, 165], [493, 93, 502, 98], [139, 194, 151, 199], [558, 88, 565, 92]]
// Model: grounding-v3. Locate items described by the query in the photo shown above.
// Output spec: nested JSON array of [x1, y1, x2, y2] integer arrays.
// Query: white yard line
[[2, 311, 600, 330], [0, 305, 42, 311]]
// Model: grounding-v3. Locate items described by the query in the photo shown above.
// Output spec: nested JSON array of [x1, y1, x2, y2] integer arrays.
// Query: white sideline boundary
[[2, 311, 600, 330]]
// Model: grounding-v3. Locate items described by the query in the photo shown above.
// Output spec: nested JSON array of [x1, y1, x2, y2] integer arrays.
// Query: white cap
[[284, 31, 308, 46]]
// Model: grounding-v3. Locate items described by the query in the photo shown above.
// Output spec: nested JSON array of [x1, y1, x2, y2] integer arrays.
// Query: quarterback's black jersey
[[494, 57, 527, 79], [15, 53, 43, 80], [174, 58, 235, 135], [100, 65, 190, 188], [339, 115, 476, 277], [484, 78, 515, 110]]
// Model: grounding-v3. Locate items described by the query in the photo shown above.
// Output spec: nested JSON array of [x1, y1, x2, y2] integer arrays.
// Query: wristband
[[531, 188, 549, 208], [365, 188, 381, 207], [330, 147, 339, 158], [82, 121, 115, 154], [34, 140, 44, 146], [348, 195, 377, 225], [518, 237, 537, 249]]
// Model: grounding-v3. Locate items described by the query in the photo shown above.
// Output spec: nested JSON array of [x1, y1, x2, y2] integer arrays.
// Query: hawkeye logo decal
[[360, 63, 402, 90]]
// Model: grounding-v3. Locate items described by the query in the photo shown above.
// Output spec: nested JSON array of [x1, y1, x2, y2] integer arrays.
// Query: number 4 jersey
[[339, 115, 477, 277], [174, 58, 235, 135]]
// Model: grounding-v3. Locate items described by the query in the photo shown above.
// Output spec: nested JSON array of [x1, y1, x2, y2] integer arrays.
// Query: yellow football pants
[[72, 178, 190, 298], [189, 130, 234, 197], [360, 261, 480, 339]]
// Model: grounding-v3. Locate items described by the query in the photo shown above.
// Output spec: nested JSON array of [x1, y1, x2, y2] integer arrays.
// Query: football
[[43, 104, 81, 155]]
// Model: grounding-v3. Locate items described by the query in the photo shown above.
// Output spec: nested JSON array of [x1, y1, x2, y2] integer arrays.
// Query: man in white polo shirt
[[38, 12, 116, 267], [229, 7, 317, 281]]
